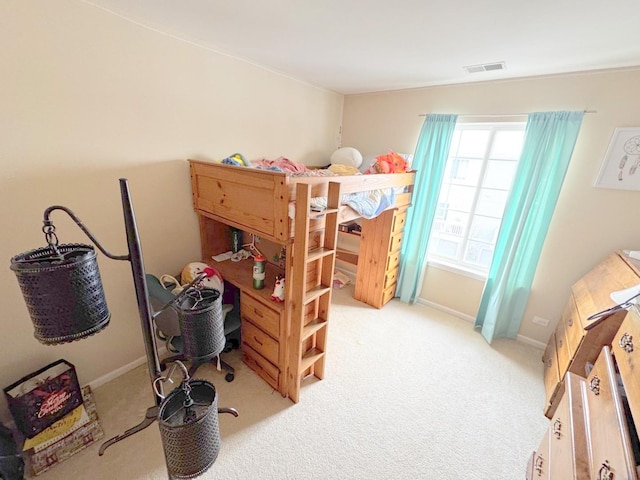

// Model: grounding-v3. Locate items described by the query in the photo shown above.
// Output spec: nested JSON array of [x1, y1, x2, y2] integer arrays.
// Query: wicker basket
[[175, 288, 225, 360], [10, 244, 110, 345], [158, 380, 220, 479]]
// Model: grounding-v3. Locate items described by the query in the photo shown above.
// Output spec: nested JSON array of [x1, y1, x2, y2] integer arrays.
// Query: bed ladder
[[287, 181, 341, 403]]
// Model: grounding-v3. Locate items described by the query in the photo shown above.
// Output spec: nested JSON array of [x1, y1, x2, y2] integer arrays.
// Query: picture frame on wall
[[595, 127, 640, 191]]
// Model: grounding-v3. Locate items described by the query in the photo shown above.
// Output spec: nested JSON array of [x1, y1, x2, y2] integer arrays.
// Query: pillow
[[330, 147, 363, 168]]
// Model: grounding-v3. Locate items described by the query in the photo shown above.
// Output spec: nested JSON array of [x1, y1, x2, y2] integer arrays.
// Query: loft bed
[[187, 158, 415, 402], [189, 159, 415, 245]]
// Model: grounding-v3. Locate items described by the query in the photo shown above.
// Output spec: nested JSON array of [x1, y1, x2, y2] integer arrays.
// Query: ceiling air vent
[[463, 62, 506, 74]]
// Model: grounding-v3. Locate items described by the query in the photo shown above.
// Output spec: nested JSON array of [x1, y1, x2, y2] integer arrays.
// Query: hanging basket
[[175, 288, 225, 360], [158, 380, 221, 479], [10, 243, 110, 345]]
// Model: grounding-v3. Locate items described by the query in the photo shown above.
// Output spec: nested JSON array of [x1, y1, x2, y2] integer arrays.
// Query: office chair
[[145, 273, 240, 382]]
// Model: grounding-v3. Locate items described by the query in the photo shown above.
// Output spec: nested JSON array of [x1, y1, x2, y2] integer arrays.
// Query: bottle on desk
[[253, 255, 266, 289]]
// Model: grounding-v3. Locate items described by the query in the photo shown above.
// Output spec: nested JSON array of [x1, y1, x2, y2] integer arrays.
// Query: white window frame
[[427, 122, 525, 279]]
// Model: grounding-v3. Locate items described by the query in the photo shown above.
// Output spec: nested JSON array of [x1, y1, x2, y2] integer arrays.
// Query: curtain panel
[[474, 111, 584, 343], [396, 114, 458, 304]]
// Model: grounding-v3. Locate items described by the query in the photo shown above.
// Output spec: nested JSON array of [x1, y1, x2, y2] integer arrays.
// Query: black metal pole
[[118, 178, 163, 404]]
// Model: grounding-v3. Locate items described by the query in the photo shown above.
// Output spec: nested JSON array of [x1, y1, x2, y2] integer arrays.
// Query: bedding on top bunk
[[223, 154, 406, 219]]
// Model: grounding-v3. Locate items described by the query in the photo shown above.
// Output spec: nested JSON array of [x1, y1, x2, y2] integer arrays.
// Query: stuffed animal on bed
[[220, 153, 249, 167], [365, 150, 409, 174], [181, 262, 224, 295]]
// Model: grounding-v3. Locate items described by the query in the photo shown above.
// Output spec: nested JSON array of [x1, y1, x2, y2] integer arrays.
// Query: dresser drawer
[[391, 208, 407, 234], [382, 285, 396, 306], [389, 232, 403, 254], [532, 429, 551, 480], [548, 372, 589, 480], [612, 307, 640, 428], [386, 251, 401, 271], [582, 346, 637, 480], [563, 295, 584, 362], [241, 291, 280, 339], [555, 312, 573, 379], [242, 321, 279, 365], [543, 334, 561, 417], [383, 267, 399, 290], [242, 343, 279, 390]]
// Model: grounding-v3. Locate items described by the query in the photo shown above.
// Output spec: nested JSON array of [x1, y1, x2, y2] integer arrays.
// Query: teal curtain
[[396, 114, 458, 303], [475, 111, 584, 343]]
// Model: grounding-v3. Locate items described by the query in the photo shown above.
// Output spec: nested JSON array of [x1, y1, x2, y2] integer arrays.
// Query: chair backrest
[[145, 274, 182, 338]]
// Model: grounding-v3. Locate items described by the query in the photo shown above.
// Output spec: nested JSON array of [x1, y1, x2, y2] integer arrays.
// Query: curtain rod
[[418, 110, 597, 118]]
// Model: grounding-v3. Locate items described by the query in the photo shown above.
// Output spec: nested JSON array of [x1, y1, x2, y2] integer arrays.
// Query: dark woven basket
[[175, 288, 225, 360], [158, 380, 220, 479], [10, 244, 110, 345]]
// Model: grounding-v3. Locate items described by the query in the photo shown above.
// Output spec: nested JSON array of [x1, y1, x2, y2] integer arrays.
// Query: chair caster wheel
[[225, 373, 235, 382]]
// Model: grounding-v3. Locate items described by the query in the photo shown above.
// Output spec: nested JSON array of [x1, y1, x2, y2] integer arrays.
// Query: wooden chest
[[543, 251, 640, 418]]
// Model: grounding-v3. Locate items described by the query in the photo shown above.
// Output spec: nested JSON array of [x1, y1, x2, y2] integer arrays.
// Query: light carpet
[[28, 284, 548, 479]]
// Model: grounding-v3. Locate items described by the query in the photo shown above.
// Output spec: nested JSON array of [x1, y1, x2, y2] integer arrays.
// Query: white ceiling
[[84, 0, 640, 95]]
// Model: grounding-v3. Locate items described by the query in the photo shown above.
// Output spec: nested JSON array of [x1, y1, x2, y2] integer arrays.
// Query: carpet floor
[[27, 284, 548, 479]]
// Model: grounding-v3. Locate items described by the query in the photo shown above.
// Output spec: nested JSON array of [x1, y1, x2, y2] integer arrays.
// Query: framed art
[[595, 127, 640, 190]]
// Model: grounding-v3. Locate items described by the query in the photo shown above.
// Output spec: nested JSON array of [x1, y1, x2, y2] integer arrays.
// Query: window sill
[[426, 259, 487, 282]]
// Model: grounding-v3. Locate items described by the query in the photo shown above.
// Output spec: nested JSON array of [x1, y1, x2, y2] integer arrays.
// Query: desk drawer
[[582, 346, 637, 480], [242, 343, 279, 391], [242, 321, 279, 365], [612, 307, 640, 429], [241, 291, 280, 339]]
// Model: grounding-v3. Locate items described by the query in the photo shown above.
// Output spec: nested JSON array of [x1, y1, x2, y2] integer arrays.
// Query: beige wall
[[341, 69, 640, 346], [0, 1, 342, 421]]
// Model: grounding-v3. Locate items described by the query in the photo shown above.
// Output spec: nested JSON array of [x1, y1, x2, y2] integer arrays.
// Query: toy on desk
[[270, 275, 285, 303], [181, 262, 224, 295]]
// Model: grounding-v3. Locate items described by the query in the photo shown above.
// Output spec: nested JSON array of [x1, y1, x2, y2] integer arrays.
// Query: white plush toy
[[181, 262, 224, 295], [330, 147, 363, 168], [270, 276, 285, 303]]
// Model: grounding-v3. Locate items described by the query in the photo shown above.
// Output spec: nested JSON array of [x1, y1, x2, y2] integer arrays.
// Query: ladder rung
[[306, 247, 335, 263], [302, 318, 327, 341], [300, 348, 324, 372], [303, 285, 332, 305], [309, 207, 339, 219]]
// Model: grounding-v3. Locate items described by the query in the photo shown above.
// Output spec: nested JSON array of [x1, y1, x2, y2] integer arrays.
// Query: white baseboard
[[415, 297, 545, 350], [88, 346, 168, 391]]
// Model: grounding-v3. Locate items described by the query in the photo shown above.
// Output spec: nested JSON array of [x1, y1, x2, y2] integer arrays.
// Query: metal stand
[[40, 179, 165, 455]]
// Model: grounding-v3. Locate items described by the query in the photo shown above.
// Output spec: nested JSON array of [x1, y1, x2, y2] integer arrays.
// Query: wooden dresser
[[528, 250, 640, 479], [354, 206, 408, 308], [528, 307, 640, 479], [542, 251, 640, 418]]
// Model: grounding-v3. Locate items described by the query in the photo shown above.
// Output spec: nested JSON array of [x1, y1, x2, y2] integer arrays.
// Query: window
[[428, 123, 525, 276]]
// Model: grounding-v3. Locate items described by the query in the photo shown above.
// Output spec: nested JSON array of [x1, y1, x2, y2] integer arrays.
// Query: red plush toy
[[365, 150, 409, 174]]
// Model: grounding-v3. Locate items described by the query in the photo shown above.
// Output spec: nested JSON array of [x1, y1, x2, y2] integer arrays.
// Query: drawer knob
[[534, 454, 544, 476], [597, 460, 613, 480], [552, 418, 562, 439], [619, 332, 634, 353], [568, 316, 573, 327], [590, 376, 600, 396], [253, 335, 264, 346]]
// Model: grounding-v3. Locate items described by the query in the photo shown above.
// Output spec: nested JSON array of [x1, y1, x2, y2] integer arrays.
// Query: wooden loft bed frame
[[189, 159, 415, 244], [188, 159, 415, 402]]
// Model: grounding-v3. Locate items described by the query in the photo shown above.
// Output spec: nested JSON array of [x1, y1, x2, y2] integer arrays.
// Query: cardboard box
[[25, 385, 104, 476], [4, 360, 83, 439]]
